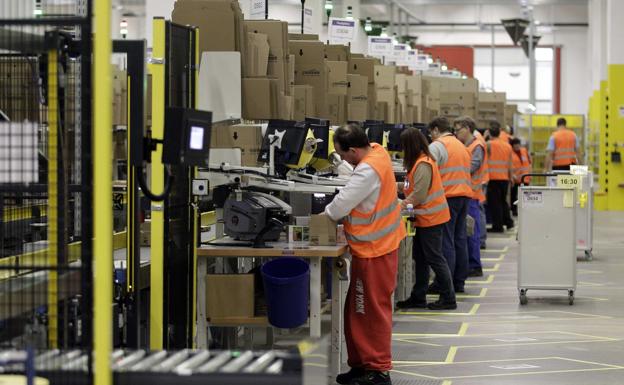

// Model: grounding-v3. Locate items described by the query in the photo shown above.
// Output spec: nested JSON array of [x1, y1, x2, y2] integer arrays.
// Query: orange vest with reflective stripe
[[552, 129, 578, 166], [405, 155, 450, 228], [467, 138, 487, 202], [343, 143, 406, 258], [512, 147, 532, 184], [474, 131, 489, 183], [487, 138, 512, 181], [437, 135, 473, 198]]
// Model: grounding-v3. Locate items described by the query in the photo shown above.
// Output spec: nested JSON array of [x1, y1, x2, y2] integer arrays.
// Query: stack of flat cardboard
[[477, 92, 507, 129], [422, 77, 441, 123], [438, 78, 479, 120], [374, 65, 397, 123], [325, 44, 351, 62], [242, 20, 293, 120], [348, 57, 380, 121]]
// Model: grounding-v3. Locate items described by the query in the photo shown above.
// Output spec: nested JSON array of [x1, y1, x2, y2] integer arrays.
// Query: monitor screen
[[258, 120, 308, 168], [386, 124, 407, 151], [189, 126, 205, 150], [163, 107, 212, 166], [363, 121, 384, 145], [306, 118, 330, 160]]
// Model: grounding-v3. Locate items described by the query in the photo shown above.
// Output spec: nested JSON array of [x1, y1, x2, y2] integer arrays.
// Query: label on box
[[522, 191, 543, 206], [329, 17, 356, 45], [249, 0, 266, 19], [368, 36, 393, 58], [304, 8, 314, 33], [392, 44, 409, 66]]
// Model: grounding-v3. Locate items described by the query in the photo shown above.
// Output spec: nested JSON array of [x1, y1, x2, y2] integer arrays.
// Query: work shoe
[[488, 227, 504, 233], [480, 244, 487, 250], [505, 222, 515, 230], [350, 370, 392, 385], [336, 367, 365, 384], [395, 298, 427, 309], [469, 268, 483, 277], [427, 300, 457, 310]]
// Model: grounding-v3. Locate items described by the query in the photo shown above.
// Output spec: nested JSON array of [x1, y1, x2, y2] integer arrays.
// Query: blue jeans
[[468, 199, 482, 270], [441, 196, 469, 290], [411, 223, 455, 304]]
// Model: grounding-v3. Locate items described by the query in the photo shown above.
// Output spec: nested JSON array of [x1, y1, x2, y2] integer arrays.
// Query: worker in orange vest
[[454, 116, 486, 277], [427, 117, 472, 295], [395, 128, 456, 311], [545, 117, 582, 171], [510, 138, 532, 216], [325, 124, 406, 385], [484, 121, 513, 144], [486, 124, 515, 232]]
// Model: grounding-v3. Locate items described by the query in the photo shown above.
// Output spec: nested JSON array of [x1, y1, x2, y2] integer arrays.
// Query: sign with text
[[249, 0, 266, 19], [328, 17, 357, 45], [556, 174, 582, 190], [367, 36, 393, 58], [522, 190, 543, 207], [392, 44, 409, 65]]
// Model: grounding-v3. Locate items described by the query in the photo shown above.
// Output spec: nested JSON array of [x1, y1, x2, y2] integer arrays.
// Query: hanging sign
[[303, 7, 313, 33], [392, 44, 409, 66], [329, 17, 357, 45], [368, 36, 393, 58]]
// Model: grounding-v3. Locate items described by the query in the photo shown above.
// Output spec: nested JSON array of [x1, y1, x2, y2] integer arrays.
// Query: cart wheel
[[519, 289, 528, 305], [585, 250, 593, 261], [568, 290, 574, 306]]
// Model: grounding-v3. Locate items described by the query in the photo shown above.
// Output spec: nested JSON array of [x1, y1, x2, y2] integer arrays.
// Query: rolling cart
[[518, 175, 577, 305]]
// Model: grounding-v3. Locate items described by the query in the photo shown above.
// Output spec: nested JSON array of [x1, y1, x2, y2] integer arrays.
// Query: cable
[[136, 166, 174, 201]]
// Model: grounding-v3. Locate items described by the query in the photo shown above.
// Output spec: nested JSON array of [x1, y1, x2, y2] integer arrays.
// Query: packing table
[[196, 240, 349, 378]]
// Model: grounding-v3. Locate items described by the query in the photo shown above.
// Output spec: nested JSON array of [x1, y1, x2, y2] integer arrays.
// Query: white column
[[144, 0, 176, 48], [606, 0, 624, 65], [588, 0, 607, 89]]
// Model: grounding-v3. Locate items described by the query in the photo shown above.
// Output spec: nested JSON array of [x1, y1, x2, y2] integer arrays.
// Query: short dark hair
[[489, 120, 501, 131], [489, 125, 501, 138], [427, 116, 451, 133], [401, 127, 433, 172], [557, 117, 567, 127], [510, 138, 521, 146], [333, 123, 370, 151], [453, 116, 477, 132]]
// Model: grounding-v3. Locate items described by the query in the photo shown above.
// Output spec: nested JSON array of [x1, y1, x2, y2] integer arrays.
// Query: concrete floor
[[386, 211, 624, 385]]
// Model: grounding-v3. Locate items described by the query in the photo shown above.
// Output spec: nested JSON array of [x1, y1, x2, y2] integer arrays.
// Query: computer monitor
[[258, 120, 309, 169], [363, 121, 385, 145], [305, 117, 330, 160], [162, 107, 213, 166], [386, 124, 407, 152]]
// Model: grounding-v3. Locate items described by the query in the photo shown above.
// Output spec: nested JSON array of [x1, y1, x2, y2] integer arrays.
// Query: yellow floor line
[[445, 346, 458, 363], [466, 275, 495, 284], [483, 246, 509, 253], [393, 338, 443, 347], [481, 253, 506, 262], [554, 356, 624, 369], [458, 323, 469, 336], [442, 381, 453, 385], [303, 362, 328, 368], [483, 263, 501, 272], [444, 367, 624, 380], [398, 304, 480, 316]]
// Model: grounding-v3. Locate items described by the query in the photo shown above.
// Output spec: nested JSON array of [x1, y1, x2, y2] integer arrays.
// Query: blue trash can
[[261, 257, 310, 329]]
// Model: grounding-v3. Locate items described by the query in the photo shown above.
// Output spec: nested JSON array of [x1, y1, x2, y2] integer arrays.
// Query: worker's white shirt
[[428, 133, 454, 166], [324, 163, 381, 221]]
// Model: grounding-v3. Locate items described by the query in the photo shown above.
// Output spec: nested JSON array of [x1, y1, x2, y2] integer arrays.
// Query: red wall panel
[[417, 46, 474, 77]]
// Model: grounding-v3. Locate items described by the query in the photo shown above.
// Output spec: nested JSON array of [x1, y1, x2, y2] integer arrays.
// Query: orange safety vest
[[437, 135, 473, 198], [552, 129, 578, 166], [405, 155, 450, 227], [467, 138, 487, 202], [343, 143, 406, 258], [487, 138, 512, 181], [512, 147, 532, 184], [474, 131, 489, 183], [499, 130, 511, 144]]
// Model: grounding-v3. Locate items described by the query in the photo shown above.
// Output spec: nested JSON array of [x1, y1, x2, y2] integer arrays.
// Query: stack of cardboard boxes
[[438, 78, 479, 121], [406, 75, 422, 123], [326, 60, 348, 125], [477, 92, 507, 129], [374, 65, 397, 123], [289, 40, 327, 120], [422, 77, 441, 123], [348, 56, 379, 121]]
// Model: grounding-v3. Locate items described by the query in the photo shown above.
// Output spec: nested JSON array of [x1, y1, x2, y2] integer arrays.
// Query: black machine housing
[[223, 191, 290, 242]]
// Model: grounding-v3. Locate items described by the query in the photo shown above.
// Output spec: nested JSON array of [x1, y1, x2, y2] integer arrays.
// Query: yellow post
[[149, 18, 166, 350], [47, 48, 58, 349], [192, 27, 200, 347], [94, 0, 113, 385], [607, 65, 624, 210]]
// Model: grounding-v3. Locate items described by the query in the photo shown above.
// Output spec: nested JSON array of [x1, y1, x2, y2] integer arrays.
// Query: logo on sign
[[332, 20, 355, 27]]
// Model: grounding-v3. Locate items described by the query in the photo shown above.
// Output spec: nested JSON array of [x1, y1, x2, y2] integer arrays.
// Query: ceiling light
[[364, 17, 372, 32]]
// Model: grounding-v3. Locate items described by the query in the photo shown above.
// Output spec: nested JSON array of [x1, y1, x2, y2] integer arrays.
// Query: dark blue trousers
[[468, 199, 482, 270], [441, 196, 470, 291]]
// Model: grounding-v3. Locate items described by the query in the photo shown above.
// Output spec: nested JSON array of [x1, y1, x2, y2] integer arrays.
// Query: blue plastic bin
[[261, 257, 310, 329]]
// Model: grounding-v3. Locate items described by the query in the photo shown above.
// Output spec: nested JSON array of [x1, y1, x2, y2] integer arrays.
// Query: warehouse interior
[[0, 0, 623, 384]]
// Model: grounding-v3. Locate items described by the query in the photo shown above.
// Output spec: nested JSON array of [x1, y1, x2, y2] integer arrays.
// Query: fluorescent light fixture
[[325, 0, 333, 11], [441, 64, 448, 71], [33, 9, 43, 16], [380, 27, 388, 37], [364, 17, 372, 31], [426, 56, 433, 64], [346, 6, 353, 19]]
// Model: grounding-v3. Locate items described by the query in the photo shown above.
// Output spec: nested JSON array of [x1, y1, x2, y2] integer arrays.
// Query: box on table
[[206, 274, 254, 319], [309, 214, 337, 246]]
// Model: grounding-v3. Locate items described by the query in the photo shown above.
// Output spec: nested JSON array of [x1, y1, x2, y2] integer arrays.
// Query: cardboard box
[[326, 60, 348, 96], [288, 33, 319, 40], [367, 84, 377, 120], [348, 103, 367, 122], [309, 214, 337, 246], [395, 74, 407, 95], [293, 85, 315, 120], [245, 32, 269, 77], [327, 94, 347, 125], [290, 40, 327, 117], [347, 74, 368, 121], [286, 54, 295, 93], [374, 65, 395, 91], [242, 78, 271, 120], [325, 44, 350, 62], [245, 20, 289, 59], [348, 57, 376, 84], [270, 79, 293, 120], [479, 91, 506, 103], [206, 274, 254, 319], [212, 124, 263, 148], [172, 0, 245, 56], [375, 101, 389, 122], [267, 56, 286, 94]]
